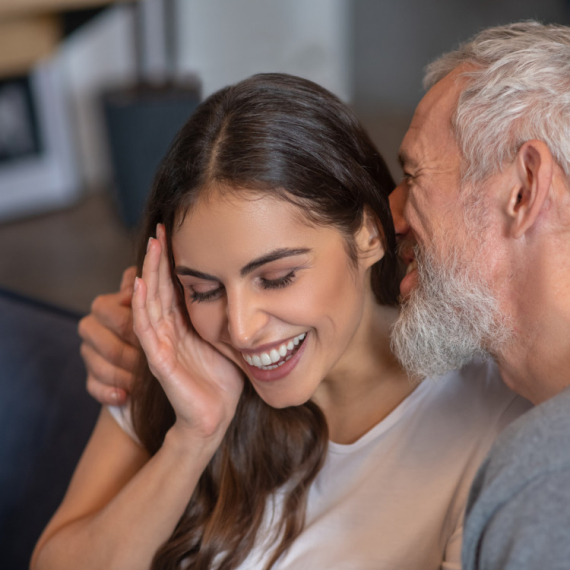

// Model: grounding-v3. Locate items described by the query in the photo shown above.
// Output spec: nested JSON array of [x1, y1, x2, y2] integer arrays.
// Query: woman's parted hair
[[424, 20, 570, 187], [131, 73, 398, 570]]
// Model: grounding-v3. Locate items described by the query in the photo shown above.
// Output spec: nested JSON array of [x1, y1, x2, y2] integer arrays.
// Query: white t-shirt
[[109, 358, 531, 570]]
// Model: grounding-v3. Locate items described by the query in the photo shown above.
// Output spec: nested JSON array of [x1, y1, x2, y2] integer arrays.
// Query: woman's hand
[[132, 225, 244, 446]]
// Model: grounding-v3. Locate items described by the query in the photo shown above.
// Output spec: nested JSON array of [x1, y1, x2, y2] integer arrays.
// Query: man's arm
[[78, 267, 142, 405]]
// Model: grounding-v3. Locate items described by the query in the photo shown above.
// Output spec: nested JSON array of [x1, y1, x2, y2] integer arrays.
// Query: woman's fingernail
[[147, 237, 153, 252], [134, 277, 139, 292]]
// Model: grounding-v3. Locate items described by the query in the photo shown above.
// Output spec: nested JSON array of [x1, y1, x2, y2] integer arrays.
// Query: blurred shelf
[[0, 0, 134, 78], [0, 14, 60, 77], [0, 0, 132, 17]]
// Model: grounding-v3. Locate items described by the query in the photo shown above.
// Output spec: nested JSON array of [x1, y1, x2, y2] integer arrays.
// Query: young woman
[[32, 73, 529, 570]]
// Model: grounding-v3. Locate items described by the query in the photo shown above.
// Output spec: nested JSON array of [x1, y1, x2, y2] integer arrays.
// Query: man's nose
[[389, 183, 411, 241], [226, 291, 268, 347]]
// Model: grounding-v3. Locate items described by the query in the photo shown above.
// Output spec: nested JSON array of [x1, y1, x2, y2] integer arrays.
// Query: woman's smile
[[241, 332, 307, 369], [241, 332, 309, 382]]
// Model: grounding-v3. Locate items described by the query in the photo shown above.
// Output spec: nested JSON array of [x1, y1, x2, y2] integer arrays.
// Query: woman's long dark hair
[[130, 73, 399, 569]]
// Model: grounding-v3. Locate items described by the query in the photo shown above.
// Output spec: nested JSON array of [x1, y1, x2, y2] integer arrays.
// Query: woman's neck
[[311, 301, 416, 445]]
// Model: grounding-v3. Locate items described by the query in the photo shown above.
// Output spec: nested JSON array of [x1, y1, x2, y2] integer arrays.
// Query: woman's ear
[[507, 140, 553, 239], [355, 210, 385, 268]]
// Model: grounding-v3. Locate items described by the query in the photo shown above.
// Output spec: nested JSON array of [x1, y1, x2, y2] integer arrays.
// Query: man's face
[[390, 68, 512, 378], [395, 69, 468, 296]]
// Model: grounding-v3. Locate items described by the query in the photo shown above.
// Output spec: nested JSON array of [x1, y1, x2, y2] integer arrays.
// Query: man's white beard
[[390, 239, 512, 380]]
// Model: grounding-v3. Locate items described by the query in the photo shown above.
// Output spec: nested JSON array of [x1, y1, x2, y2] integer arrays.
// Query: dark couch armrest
[[0, 288, 100, 569]]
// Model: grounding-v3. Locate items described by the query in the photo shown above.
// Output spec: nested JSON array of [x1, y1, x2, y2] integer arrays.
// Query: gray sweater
[[462, 386, 570, 570]]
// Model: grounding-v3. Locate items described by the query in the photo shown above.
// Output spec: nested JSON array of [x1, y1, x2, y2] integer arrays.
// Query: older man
[[390, 21, 570, 570]]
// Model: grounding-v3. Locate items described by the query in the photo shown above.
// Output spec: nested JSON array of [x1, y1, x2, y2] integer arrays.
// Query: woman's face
[[171, 188, 383, 408]]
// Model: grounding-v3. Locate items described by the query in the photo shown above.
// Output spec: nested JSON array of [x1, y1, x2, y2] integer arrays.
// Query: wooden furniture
[[0, 0, 132, 78]]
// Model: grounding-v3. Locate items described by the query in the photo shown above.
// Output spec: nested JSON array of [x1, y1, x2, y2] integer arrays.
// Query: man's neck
[[496, 302, 570, 404]]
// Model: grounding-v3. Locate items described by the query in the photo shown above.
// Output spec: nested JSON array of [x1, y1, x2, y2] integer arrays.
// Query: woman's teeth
[[242, 333, 306, 370], [406, 259, 418, 275]]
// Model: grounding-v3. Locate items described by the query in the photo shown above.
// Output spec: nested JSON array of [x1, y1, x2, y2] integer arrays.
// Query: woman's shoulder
[[422, 357, 533, 435]]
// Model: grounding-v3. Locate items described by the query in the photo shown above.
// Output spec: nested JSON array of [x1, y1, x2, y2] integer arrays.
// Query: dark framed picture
[[0, 59, 80, 222], [0, 76, 41, 163]]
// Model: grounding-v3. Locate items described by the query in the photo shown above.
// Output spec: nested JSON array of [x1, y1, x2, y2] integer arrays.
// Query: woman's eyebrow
[[175, 248, 311, 281], [240, 248, 310, 276], [175, 267, 218, 281]]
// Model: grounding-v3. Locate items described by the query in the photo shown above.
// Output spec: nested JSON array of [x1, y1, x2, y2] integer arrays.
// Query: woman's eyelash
[[260, 271, 296, 289], [190, 287, 223, 303], [189, 271, 297, 303]]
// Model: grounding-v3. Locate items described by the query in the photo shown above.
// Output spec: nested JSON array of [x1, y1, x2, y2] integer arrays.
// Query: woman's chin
[[250, 381, 314, 409]]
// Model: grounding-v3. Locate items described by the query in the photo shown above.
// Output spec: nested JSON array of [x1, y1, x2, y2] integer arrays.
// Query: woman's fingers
[[141, 237, 164, 325], [156, 224, 176, 314], [132, 275, 160, 359]]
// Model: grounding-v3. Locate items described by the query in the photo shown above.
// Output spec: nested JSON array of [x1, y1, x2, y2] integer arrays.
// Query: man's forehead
[[399, 66, 467, 165], [418, 68, 465, 118]]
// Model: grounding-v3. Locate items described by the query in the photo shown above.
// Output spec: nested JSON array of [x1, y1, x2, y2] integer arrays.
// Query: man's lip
[[396, 236, 417, 267], [399, 265, 418, 299], [401, 251, 416, 266]]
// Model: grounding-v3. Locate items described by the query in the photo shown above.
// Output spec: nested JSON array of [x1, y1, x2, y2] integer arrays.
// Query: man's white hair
[[424, 21, 570, 186]]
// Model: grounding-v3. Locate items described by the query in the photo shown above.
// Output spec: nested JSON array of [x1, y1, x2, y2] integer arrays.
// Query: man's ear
[[355, 209, 385, 268], [507, 140, 553, 239]]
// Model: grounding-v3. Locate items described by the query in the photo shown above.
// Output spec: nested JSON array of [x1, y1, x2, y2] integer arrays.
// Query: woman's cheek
[[187, 303, 225, 343]]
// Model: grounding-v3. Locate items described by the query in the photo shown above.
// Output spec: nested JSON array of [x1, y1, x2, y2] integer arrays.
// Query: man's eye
[[190, 286, 224, 303], [260, 271, 296, 290]]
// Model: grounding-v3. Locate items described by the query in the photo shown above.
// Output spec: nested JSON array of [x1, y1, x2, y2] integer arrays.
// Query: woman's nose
[[389, 183, 411, 241], [226, 292, 268, 348]]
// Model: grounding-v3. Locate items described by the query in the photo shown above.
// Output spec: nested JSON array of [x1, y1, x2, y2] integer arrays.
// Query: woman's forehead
[[171, 190, 345, 269], [176, 186, 320, 233]]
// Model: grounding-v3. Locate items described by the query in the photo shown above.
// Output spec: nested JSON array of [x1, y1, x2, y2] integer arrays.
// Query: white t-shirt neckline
[[328, 377, 430, 454]]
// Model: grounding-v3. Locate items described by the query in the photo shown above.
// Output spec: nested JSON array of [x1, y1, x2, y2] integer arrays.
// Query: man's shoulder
[[462, 388, 570, 570], [480, 386, 570, 482]]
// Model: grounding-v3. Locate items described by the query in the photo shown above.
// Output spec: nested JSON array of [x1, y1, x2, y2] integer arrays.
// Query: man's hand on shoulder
[[78, 266, 143, 405]]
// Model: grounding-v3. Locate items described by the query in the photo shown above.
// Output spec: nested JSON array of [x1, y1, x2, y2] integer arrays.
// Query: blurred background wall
[[0, 0, 569, 313]]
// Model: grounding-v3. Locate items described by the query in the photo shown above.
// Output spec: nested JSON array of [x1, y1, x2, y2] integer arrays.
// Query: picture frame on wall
[[0, 58, 80, 222]]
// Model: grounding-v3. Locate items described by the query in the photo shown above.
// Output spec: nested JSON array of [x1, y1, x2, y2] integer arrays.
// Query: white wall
[[55, 0, 351, 193], [352, 0, 570, 114], [176, 0, 351, 102], [58, 4, 137, 191]]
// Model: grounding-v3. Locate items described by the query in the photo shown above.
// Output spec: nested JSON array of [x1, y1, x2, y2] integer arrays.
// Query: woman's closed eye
[[188, 271, 298, 303], [259, 271, 296, 290], [189, 284, 224, 303]]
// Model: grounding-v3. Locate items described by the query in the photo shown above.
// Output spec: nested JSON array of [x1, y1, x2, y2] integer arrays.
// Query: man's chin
[[391, 279, 493, 379], [391, 314, 480, 380]]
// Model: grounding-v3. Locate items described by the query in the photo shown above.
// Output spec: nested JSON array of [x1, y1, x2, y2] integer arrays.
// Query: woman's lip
[[244, 333, 308, 383], [240, 333, 304, 355]]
